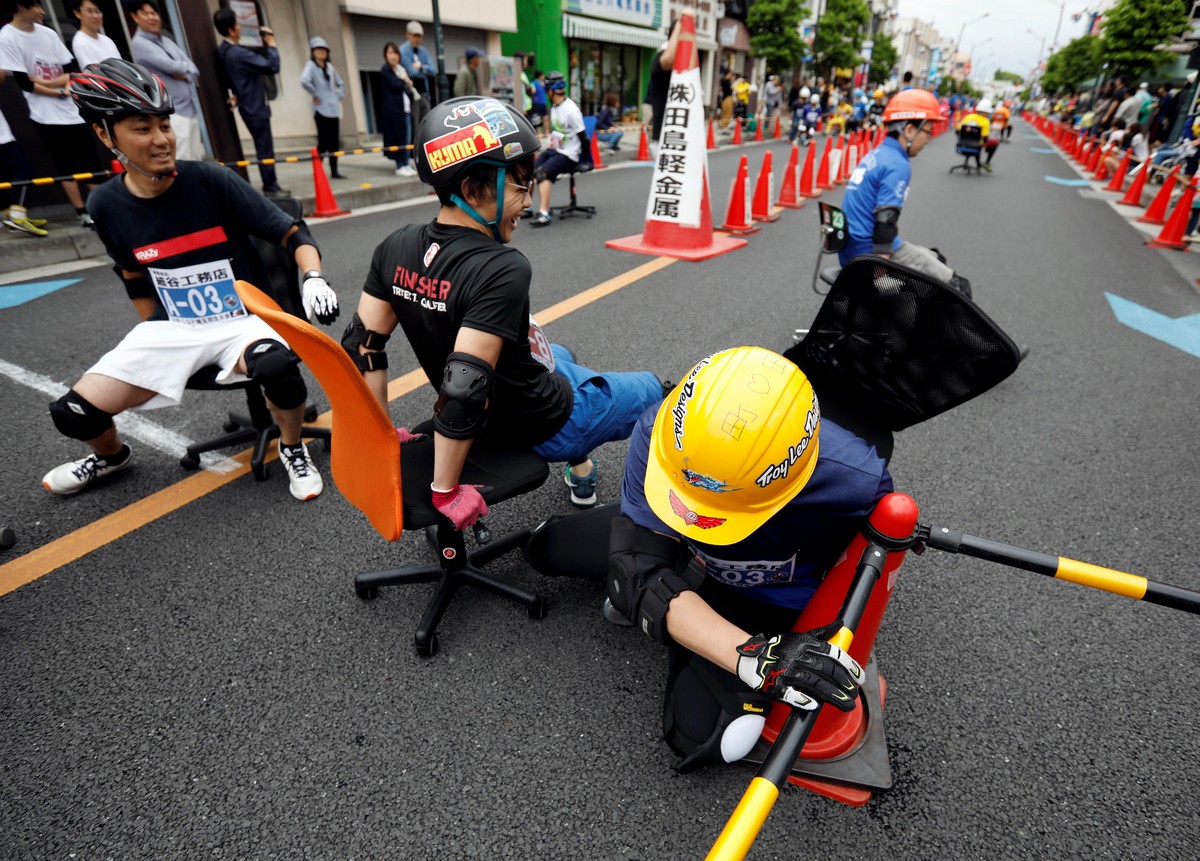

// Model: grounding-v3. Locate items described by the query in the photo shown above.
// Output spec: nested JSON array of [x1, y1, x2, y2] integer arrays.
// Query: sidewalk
[[0, 134, 649, 278]]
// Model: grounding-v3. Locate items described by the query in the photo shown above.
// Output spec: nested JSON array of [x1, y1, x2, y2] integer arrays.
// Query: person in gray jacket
[[127, 0, 201, 159], [299, 36, 345, 178]]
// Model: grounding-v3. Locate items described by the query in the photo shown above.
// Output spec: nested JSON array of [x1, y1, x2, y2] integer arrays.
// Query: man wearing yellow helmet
[[605, 346, 892, 771]]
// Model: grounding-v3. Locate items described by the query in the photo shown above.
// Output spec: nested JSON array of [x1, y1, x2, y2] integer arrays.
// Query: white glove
[[301, 274, 339, 325]]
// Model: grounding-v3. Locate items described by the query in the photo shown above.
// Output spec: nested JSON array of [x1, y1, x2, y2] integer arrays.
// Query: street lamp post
[[954, 13, 989, 81]]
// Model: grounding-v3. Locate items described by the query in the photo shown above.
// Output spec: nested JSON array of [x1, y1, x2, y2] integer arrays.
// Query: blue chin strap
[[450, 164, 507, 243]]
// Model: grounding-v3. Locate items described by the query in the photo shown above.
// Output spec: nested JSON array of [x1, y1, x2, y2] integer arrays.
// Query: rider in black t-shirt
[[345, 96, 665, 522]]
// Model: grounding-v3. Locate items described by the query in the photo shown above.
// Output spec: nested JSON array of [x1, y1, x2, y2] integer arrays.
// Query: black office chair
[[550, 134, 597, 221], [179, 197, 330, 479], [950, 123, 985, 175]]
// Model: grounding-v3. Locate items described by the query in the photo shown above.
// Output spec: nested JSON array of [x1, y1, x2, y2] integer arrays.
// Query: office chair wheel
[[354, 582, 379, 600], [1, 526, 15, 551], [527, 597, 548, 620], [251, 460, 268, 481], [304, 404, 319, 423], [180, 454, 200, 471], [223, 419, 240, 433], [414, 632, 439, 657]]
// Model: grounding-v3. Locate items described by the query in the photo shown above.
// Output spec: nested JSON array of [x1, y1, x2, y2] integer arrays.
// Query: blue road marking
[[1031, 147, 1057, 153], [1106, 292, 1200, 359], [0, 278, 81, 310], [1044, 176, 1092, 186]]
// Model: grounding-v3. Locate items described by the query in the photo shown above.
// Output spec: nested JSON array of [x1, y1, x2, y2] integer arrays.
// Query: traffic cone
[[799, 141, 820, 198], [1133, 165, 1177, 222], [1113, 158, 1152, 207], [707, 119, 716, 150], [110, 158, 124, 175], [775, 143, 804, 210], [732, 117, 743, 145], [590, 133, 607, 169], [815, 135, 834, 190], [635, 125, 652, 161], [772, 115, 782, 139], [1104, 152, 1131, 193], [605, 12, 745, 261], [718, 154, 760, 235], [1145, 178, 1197, 251], [834, 136, 849, 185], [754, 117, 764, 142], [1093, 146, 1112, 181], [1084, 139, 1103, 173], [751, 149, 781, 222], [309, 147, 349, 217]]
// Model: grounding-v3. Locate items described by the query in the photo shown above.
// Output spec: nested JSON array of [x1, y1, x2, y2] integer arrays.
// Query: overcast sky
[[892, 0, 1098, 83]]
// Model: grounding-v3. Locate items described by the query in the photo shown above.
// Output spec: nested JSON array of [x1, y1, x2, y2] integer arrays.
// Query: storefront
[[562, 0, 662, 117]]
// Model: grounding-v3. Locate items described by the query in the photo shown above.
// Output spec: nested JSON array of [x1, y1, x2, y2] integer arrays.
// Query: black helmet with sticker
[[413, 96, 539, 189]]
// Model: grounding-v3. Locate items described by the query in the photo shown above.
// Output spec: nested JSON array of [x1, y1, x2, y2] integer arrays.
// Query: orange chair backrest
[[235, 280, 404, 541]]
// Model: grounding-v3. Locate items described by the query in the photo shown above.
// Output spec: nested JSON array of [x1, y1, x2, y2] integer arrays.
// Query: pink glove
[[431, 484, 488, 530], [396, 427, 426, 444]]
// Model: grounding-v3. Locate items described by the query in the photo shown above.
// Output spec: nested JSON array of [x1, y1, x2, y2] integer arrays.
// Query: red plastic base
[[605, 231, 747, 261]]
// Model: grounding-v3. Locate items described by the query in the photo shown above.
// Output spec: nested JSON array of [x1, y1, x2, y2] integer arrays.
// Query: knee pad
[[663, 651, 770, 773], [535, 165, 551, 184], [49, 389, 114, 441], [244, 339, 307, 410]]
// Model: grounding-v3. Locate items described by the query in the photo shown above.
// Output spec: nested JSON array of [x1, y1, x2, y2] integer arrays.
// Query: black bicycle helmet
[[71, 58, 174, 122], [544, 71, 566, 93], [414, 96, 538, 188]]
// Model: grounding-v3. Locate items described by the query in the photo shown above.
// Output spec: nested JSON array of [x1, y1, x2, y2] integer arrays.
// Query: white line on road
[[0, 357, 240, 473]]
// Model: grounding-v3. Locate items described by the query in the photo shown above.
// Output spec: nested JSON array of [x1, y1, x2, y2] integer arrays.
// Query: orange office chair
[[235, 280, 550, 656]]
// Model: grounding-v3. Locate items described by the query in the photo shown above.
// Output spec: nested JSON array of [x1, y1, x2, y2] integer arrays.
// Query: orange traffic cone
[[110, 158, 124, 175], [718, 154, 760, 235], [605, 12, 745, 261], [833, 136, 849, 185], [732, 117, 743, 145], [775, 143, 804, 210], [1093, 146, 1112, 181], [753, 117, 764, 142], [1146, 178, 1197, 251], [590, 133, 607, 169], [635, 125, 652, 161], [772, 115, 782, 139], [751, 149, 781, 222], [1084, 139, 1103, 172], [815, 136, 834, 190], [1134, 165, 1177, 223], [707, 119, 716, 150], [799, 141, 820, 198], [309, 147, 349, 217], [1104, 152, 1132, 193]]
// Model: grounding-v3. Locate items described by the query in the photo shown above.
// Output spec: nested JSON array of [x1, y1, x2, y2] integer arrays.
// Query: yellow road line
[[0, 255, 676, 596]]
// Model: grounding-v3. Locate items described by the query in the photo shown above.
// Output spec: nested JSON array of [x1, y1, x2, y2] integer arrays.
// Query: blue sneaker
[[564, 462, 597, 507]]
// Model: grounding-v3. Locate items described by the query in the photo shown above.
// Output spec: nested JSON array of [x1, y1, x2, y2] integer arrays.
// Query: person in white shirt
[[69, 0, 118, 69], [0, 67, 48, 235], [0, 0, 103, 228], [531, 70, 589, 227], [128, 0, 202, 160]]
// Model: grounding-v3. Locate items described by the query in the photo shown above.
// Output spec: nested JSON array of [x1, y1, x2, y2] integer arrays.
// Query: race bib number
[[149, 259, 246, 326], [528, 315, 554, 371], [691, 548, 798, 588]]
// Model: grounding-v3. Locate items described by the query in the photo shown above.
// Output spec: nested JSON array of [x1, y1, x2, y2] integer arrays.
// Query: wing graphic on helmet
[[669, 490, 727, 529]]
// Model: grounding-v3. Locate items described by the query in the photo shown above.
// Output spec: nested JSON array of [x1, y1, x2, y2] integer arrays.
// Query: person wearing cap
[[400, 20, 436, 118], [128, 0, 201, 160], [957, 98, 995, 172], [603, 346, 887, 771], [300, 36, 346, 179], [452, 45, 482, 99]]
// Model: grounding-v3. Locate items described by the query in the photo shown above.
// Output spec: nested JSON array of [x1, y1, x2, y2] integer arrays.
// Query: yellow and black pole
[[705, 541, 889, 861], [920, 525, 1200, 615]]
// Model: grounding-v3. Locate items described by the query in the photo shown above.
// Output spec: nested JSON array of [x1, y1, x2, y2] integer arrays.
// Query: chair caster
[[355, 582, 379, 600], [527, 597, 548, 620], [251, 461, 268, 481], [304, 404, 319, 423], [223, 419, 240, 433], [180, 454, 200, 471], [414, 632, 439, 657]]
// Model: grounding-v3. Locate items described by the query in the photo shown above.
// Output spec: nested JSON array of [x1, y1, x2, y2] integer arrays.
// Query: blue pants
[[597, 130, 623, 150], [241, 112, 279, 191], [534, 344, 663, 464]]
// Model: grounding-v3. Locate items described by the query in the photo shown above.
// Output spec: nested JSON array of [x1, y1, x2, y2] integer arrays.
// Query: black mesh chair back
[[811, 202, 849, 295], [956, 123, 984, 154]]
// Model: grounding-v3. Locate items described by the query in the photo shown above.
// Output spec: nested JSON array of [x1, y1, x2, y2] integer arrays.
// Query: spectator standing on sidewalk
[[528, 68, 548, 135], [0, 0, 103, 229], [69, 0, 118, 68], [380, 41, 417, 177], [452, 46, 482, 99], [0, 68, 47, 236], [400, 20, 435, 124], [299, 36, 345, 179], [129, 0, 201, 160], [213, 7, 288, 197]]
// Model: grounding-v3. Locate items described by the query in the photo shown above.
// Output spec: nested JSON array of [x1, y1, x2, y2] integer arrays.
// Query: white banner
[[644, 64, 707, 228]]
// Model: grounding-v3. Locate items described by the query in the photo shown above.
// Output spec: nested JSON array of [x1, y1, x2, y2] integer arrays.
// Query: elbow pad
[[434, 352, 493, 440], [285, 221, 319, 259], [340, 312, 391, 372], [872, 206, 901, 254], [607, 515, 698, 645]]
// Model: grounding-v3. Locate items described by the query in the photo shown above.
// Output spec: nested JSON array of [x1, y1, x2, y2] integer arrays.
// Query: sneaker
[[564, 462, 597, 507], [4, 216, 48, 236], [42, 445, 131, 495], [78, 213, 95, 229], [532, 210, 551, 227], [279, 441, 323, 501], [397, 165, 418, 177], [601, 597, 634, 627], [982, 163, 993, 173], [263, 187, 292, 198]]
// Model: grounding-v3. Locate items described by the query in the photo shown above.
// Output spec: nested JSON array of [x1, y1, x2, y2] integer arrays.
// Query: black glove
[[735, 621, 863, 712]]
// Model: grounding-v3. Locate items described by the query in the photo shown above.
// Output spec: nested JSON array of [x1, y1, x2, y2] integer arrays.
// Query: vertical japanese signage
[[645, 63, 707, 228]]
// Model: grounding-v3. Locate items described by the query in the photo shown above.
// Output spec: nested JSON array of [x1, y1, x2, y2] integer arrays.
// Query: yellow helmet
[[645, 346, 820, 546]]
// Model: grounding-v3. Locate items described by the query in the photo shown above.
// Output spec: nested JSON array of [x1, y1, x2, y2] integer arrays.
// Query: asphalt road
[[2, 123, 1199, 861]]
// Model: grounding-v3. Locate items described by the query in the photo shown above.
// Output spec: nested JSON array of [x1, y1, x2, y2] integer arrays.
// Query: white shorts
[[85, 315, 288, 410]]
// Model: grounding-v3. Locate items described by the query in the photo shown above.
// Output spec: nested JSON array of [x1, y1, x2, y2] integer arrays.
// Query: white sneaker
[[279, 441, 323, 500], [79, 213, 95, 230], [395, 167, 406, 176], [42, 445, 132, 495], [401, 165, 418, 177]]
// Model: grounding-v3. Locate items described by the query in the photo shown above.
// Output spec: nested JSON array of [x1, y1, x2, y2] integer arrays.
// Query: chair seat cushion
[[399, 437, 549, 529]]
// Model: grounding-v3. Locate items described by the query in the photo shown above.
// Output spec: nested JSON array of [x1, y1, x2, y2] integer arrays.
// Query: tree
[[1099, 0, 1190, 78], [812, 0, 870, 75], [868, 33, 899, 84], [993, 69, 1024, 85], [747, 0, 809, 76], [1041, 34, 1102, 95]]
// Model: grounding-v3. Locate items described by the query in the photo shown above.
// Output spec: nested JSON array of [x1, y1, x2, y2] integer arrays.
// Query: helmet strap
[[105, 118, 176, 183], [449, 165, 506, 242]]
